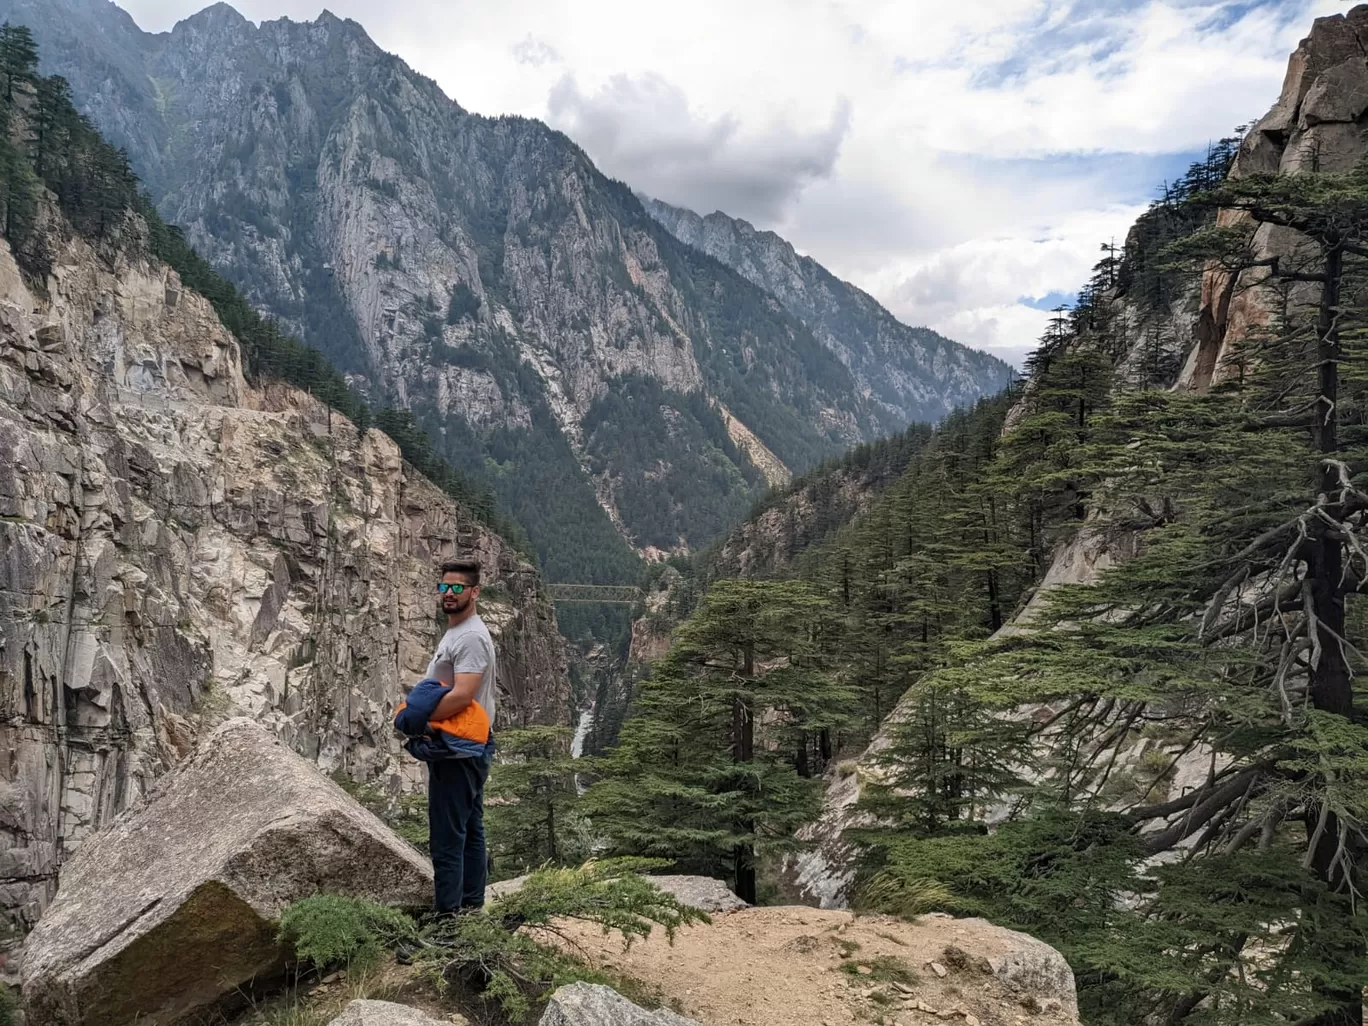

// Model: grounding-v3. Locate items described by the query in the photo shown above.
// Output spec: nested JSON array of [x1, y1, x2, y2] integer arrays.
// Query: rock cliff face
[[0, 0, 1015, 571], [786, 6, 1368, 909], [642, 197, 1016, 424], [1184, 3, 1368, 392], [0, 226, 567, 939]]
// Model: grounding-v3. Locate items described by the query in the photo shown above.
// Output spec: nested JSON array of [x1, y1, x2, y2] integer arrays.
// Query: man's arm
[[432, 673, 481, 720]]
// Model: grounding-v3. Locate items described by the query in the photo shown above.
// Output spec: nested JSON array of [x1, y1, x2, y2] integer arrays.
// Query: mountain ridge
[[641, 195, 1016, 424], [0, 0, 1014, 578]]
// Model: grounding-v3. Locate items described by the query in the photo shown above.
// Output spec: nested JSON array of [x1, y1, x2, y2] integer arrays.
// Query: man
[[394, 558, 498, 916]]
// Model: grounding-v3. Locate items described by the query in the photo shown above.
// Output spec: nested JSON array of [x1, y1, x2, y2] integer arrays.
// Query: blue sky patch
[[1020, 290, 1080, 311]]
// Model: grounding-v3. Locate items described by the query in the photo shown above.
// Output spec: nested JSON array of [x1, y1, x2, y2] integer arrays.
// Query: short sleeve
[[449, 633, 492, 676]]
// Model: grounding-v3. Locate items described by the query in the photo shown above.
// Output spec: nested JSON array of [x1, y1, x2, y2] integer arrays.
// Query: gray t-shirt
[[426, 614, 498, 725]]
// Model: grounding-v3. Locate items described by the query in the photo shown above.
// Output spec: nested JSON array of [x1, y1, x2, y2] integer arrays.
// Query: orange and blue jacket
[[394, 678, 496, 761]]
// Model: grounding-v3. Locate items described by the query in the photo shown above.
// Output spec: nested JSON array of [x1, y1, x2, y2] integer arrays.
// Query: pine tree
[[856, 679, 1026, 837], [0, 24, 37, 103], [584, 578, 856, 903], [484, 726, 584, 879]]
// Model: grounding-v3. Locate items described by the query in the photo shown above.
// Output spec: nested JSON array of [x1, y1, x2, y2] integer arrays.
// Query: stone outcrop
[[552, 906, 1079, 1026], [487, 873, 748, 914], [0, 228, 567, 939], [20, 718, 432, 1026], [540, 983, 699, 1026], [1186, 5, 1368, 392], [329, 1000, 453, 1026]]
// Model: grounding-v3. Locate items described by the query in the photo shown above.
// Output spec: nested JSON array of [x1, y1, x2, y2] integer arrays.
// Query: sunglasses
[[437, 582, 473, 595]]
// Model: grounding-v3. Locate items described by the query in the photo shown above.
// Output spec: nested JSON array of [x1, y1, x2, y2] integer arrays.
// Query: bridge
[[546, 584, 644, 605]]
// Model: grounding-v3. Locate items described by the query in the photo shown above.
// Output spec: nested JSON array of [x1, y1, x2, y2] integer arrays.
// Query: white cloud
[[511, 36, 560, 68], [115, 0, 1346, 366], [873, 203, 1149, 366], [547, 73, 852, 222]]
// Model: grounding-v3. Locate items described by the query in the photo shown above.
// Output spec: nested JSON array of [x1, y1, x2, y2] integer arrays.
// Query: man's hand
[[432, 672, 481, 720]]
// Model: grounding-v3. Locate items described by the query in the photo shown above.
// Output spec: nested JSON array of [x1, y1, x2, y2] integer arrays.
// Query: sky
[[118, 0, 1345, 367]]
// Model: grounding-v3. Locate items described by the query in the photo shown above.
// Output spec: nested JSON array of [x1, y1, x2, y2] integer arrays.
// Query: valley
[[4, 3, 1368, 1026]]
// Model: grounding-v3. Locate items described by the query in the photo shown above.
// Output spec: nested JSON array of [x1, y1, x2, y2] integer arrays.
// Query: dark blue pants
[[427, 755, 490, 913]]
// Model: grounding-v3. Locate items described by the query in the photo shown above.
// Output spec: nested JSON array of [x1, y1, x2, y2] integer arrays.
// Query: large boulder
[[21, 719, 433, 1026], [540, 983, 700, 1026]]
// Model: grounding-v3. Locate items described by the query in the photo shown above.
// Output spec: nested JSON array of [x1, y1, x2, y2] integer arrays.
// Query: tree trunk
[[987, 497, 1003, 632], [547, 798, 558, 863], [1309, 243, 1352, 719], [733, 841, 757, 906], [1305, 242, 1362, 1026], [733, 643, 757, 905]]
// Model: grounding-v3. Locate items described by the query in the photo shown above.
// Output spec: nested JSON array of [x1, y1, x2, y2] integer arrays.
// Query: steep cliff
[[1182, 5, 1368, 392], [642, 197, 1016, 423], [0, 222, 567, 939], [0, 0, 1020, 575]]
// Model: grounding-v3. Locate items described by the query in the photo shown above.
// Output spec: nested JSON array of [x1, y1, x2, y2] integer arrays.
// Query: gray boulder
[[539, 983, 699, 1026], [328, 999, 455, 1026], [488, 873, 746, 913], [639, 875, 747, 913], [21, 719, 432, 1026]]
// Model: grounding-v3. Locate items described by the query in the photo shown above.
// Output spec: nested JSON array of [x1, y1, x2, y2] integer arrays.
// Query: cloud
[[866, 202, 1149, 366], [112, 0, 1346, 368], [546, 72, 852, 224], [511, 35, 560, 67]]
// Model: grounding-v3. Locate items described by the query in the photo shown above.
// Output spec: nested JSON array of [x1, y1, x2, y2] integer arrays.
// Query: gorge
[[5, 3, 1368, 1026]]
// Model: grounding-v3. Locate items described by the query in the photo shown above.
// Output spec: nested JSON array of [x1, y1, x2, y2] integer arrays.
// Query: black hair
[[439, 559, 481, 585]]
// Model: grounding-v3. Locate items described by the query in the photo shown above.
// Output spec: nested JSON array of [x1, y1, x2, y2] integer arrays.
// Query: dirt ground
[[549, 906, 1080, 1026]]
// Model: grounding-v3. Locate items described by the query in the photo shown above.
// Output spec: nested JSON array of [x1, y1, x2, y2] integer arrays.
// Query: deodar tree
[[856, 161, 1368, 1026], [584, 578, 856, 904]]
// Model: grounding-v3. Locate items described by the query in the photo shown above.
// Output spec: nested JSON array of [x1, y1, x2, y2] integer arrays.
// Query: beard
[[442, 594, 472, 617]]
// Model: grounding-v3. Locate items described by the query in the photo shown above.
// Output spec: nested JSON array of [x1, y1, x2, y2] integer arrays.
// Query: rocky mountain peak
[[178, 0, 249, 28]]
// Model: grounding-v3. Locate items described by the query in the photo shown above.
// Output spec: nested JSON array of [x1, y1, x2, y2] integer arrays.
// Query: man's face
[[439, 573, 477, 617]]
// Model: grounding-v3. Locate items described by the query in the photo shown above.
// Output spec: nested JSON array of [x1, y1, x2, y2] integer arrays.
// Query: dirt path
[[552, 907, 1079, 1026]]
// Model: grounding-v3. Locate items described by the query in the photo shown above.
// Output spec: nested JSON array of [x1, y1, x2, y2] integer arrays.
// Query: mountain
[[642, 197, 1016, 424], [0, 0, 1013, 580]]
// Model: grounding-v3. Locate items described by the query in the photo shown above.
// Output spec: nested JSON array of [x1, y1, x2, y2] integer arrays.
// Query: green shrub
[[277, 895, 418, 972], [425, 858, 708, 1021]]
